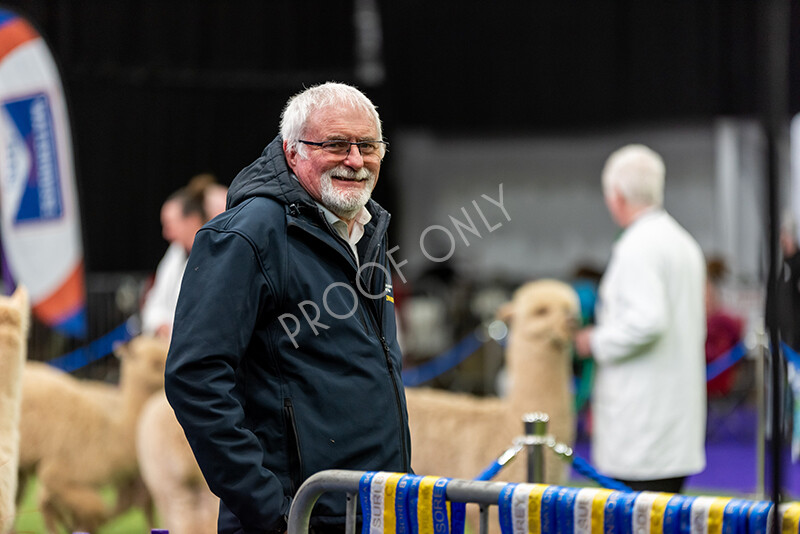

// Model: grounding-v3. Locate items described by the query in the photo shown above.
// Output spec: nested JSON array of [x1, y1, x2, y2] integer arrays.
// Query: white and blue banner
[[0, 6, 85, 337]]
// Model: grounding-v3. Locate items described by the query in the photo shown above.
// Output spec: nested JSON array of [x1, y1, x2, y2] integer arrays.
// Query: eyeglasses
[[298, 139, 388, 157]]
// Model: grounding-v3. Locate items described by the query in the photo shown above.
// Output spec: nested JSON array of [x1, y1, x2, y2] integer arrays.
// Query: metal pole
[[756, 325, 766, 499], [479, 504, 489, 534], [523, 412, 548, 483], [757, 2, 790, 528], [288, 470, 363, 534], [345, 492, 357, 534]]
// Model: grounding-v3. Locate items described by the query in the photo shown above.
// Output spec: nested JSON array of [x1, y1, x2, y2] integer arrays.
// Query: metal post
[[345, 492, 357, 534], [523, 412, 548, 483], [757, 3, 790, 531], [756, 324, 766, 500], [288, 471, 363, 534], [479, 504, 489, 534]]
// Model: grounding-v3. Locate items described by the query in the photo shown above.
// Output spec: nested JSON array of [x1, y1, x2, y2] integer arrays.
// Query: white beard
[[319, 166, 376, 220]]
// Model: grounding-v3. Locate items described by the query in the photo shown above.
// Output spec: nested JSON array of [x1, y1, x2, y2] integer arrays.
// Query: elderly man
[[165, 83, 410, 534], [575, 144, 706, 493]]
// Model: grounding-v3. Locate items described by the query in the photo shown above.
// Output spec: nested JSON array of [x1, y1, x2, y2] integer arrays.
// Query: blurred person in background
[[704, 257, 743, 399], [777, 211, 800, 353], [575, 144, 706, 493], [140, 175, 225, 338], [777, 212, 800, 461], [204, 181, 229, 222]]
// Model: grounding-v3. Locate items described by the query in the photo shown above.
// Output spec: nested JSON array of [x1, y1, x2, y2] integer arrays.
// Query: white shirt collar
[[290, 172, 372, 264], [315, 202, 372, 266]]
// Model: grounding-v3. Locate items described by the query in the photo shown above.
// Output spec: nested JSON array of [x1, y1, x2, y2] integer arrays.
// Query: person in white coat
[[141, 175, 227, 338], [575, 144, 707, 493], [140, 190, 200, 338]]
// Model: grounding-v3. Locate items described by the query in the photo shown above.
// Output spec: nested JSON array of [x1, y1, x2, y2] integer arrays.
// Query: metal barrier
[[286, 469, 507, 534], [287, 469, 800, 534], [287, 412, 627, 534], [283, 410, 800, 534]]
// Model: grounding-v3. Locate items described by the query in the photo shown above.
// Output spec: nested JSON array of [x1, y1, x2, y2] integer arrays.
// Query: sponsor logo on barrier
[[395, 475, 411, 534], [633, 492, 657, 534], [512, 484, 531, 534], [432, 477, 450, 534], [2, 92, 63, 224], [370, 472, 388, 532], [574, 488, 597, 534]]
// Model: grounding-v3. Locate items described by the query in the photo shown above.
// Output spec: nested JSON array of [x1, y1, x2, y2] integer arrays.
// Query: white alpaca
[[137, 390, 219, 534], [0, 287, 29, 534], [16, 335, 168, 534], [405, 279, 579, 485]]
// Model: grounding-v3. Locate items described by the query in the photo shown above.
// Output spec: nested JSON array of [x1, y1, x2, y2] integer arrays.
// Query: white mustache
[[326, 167, 373, 182]]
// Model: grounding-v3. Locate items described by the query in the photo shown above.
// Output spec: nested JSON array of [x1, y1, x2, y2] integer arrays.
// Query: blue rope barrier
[[407, 332, 749, 391], [474, 443, 524, 482], [474, 460, 505, 482], [473, 441, 633, 493], [784, 341, 800, 368], [570, 456, 633, 492], [706, 340, 748, 381], [402, 331, 484, 387], [47, 317, 139, 373]]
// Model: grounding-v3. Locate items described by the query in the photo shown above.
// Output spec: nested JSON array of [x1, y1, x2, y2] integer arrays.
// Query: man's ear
[[283, 140, 298, 171]]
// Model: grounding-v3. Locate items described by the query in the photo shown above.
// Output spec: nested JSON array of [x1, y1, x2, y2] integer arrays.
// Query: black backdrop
[[1, 0, 798, 272]]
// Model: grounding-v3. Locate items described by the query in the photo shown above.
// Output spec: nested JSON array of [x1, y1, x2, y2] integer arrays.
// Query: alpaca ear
[[11, 285, 29, 308], [113, 339, 130, 361], [496, 301, 515, 323]]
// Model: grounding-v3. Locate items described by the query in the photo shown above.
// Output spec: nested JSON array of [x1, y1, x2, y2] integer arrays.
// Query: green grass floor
[[14, 476, 154, 534]]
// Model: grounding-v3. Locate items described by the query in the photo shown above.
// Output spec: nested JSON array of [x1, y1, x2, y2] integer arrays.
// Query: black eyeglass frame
[[297, 139, 389, 157]]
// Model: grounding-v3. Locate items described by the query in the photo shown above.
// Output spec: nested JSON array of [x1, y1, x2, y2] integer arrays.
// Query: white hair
[[601, 144, 665, 208], [280, 82, 383, 158]]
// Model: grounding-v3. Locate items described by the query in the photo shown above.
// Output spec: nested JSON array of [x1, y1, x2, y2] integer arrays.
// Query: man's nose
[[342, 144, 365, 168]]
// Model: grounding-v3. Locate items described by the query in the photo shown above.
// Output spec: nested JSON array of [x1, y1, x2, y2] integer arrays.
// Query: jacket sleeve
[[590, 241, 669, 364], [164, 227, 288, 532]]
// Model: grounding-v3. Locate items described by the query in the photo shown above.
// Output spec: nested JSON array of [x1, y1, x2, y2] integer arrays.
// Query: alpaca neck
[[120, 381, 151, 440], [0, 326, 25, 400], [506, 344, 571, 409]]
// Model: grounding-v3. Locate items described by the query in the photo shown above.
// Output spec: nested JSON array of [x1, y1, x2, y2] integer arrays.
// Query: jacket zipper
[[283, 398, 304, 494], [380, 334, 409, 472], [358, 283, 409, 473], [289, 204, 408, 471]]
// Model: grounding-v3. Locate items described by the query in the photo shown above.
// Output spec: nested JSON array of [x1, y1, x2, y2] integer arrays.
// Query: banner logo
[[3, 92, 63, 224]]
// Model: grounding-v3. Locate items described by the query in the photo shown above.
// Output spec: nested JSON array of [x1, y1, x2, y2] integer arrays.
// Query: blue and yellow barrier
[[495, 483, 800, 534], [356, 473, 800, 534], [360, 472, 466, 534]]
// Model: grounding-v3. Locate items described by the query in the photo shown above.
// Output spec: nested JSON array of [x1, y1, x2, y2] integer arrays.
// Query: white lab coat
[[141, 242, 187, 336], [590, 209, 707, 480]]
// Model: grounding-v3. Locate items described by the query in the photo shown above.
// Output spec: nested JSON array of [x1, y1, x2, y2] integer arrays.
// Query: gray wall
[[391, 124, 729, 286]]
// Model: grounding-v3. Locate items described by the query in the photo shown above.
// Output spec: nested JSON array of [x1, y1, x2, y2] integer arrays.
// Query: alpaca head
[[115, 335, 169, 395], [500, 279, 580, 354], [0, 286, 30, 336]]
